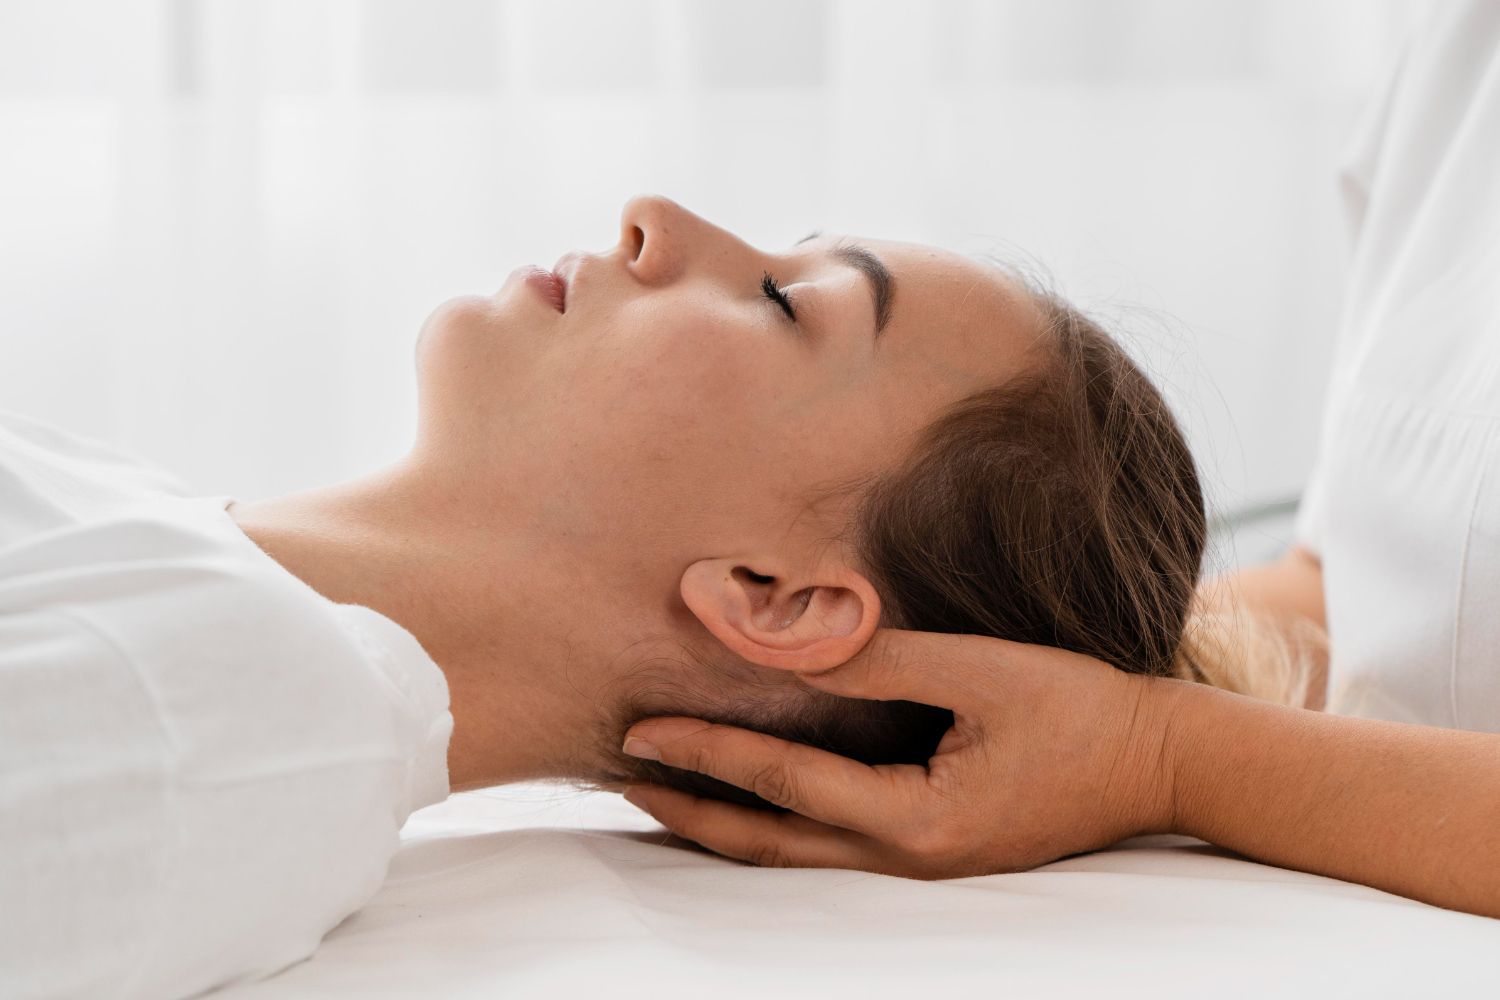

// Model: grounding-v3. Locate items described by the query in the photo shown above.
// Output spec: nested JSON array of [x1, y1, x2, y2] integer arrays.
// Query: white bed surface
[[216, 783, 1500, 999]]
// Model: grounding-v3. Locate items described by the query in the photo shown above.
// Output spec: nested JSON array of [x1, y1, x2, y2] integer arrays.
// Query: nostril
[[628, 225, 645, 261]]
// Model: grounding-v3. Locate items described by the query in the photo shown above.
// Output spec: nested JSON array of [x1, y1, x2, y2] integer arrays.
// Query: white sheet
[[213, 783, 1500, 999]]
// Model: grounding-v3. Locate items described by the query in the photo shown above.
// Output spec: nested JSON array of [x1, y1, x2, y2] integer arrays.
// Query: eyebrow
[[794, 230, 894, 339]]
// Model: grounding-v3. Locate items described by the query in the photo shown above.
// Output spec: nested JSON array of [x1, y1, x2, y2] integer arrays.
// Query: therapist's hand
[[619, 629, 1188, 879]]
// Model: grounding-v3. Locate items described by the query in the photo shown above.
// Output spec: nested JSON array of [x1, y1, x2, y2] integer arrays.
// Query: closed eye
[[760, 271, 796, 322]]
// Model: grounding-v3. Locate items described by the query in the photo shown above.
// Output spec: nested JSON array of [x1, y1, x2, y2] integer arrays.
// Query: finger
[[796, 627, 1007, 708], [623, 783, 887, 873], [623, 717, 924, 839]]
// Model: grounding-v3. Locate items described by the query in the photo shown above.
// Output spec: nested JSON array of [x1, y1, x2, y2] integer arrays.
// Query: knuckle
[[746, 760, 799, 810], [746, 840, 792, 869], [863, 629, 895, 664], [683, 742, 718, 778], [881, 648, 909, 686]]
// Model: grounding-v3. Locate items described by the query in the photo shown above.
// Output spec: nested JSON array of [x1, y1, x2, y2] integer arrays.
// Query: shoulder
[[1, 500, 379, 735], [0, 407, 196, 499]]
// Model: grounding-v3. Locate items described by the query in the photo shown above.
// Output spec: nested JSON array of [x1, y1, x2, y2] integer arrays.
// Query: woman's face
[[413, 195, 1040, 575]]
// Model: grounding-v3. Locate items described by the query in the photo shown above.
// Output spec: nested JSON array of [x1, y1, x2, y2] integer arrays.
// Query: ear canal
[[733, 566, 775, 586]]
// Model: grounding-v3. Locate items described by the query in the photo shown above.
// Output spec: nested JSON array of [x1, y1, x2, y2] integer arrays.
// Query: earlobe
[[679, 557, 880, 673]]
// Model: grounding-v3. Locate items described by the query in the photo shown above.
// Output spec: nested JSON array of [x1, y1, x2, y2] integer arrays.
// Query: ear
[[679, 556, 881, 673]]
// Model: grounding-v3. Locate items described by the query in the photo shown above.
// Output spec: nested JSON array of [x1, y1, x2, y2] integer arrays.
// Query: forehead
[[808, 235, 1048, 391]]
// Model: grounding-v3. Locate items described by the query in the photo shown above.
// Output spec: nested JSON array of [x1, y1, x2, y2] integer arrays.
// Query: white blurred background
[[0, 0, 1432, 567]]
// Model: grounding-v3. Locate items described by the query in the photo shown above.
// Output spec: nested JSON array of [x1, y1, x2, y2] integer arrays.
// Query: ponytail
[[1171, 608, 1327, 708]]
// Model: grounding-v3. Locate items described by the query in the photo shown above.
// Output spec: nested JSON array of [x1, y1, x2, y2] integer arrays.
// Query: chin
[[416, 292, 501, 348], [413, 293, 523, 378]]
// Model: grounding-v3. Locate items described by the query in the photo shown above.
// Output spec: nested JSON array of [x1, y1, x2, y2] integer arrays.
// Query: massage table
[[215, 781, 1500, 999]]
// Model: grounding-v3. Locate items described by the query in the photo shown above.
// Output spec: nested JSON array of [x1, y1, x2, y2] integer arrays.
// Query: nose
[[617, 193, 748, 286], [618, 194, 688, 285]]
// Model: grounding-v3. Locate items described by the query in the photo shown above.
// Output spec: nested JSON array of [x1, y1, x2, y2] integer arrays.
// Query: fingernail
[[622, 736, 661, 760]]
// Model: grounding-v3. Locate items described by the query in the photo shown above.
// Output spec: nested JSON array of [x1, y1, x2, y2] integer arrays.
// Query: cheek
[[554, 312, 816, 499], [591, 308, 777, 431]]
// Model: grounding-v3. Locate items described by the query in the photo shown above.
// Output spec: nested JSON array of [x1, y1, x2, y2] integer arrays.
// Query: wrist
[[1132, 673, 1202, 836], [1153, 676, 1268, 839]]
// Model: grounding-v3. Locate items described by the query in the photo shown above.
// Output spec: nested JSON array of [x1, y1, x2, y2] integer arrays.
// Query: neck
[[226, 460, 646, 792]]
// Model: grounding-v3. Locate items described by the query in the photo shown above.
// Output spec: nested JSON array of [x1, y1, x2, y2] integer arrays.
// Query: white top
[[0, 407, 453, 999], [1296, 0, 1500, 732]]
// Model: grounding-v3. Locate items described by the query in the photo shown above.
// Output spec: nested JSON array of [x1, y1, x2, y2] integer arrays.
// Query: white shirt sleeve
[[1292, 16, 1419, 558], [0, 592, 452, 999]]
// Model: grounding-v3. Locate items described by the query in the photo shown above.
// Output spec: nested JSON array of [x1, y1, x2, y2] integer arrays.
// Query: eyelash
[[760, 271, 797, 322]]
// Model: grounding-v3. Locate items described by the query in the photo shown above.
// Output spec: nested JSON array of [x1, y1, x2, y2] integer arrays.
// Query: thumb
[[797, 628, 997, 709]]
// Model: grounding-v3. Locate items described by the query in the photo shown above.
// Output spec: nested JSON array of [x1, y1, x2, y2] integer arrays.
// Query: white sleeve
[[0, 602, 452, 1000], [1293, 15, 1422, 557]]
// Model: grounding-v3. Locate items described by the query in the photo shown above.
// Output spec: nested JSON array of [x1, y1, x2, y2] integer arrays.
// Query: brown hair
[[604, 266, 1317, 807]]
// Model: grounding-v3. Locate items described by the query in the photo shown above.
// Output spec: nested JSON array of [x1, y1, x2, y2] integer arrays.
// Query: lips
[[522, 267, 565, 313], [551, 252, 582, 312]]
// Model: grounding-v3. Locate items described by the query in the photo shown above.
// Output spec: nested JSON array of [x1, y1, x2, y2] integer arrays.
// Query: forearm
[[1163, 678, 1500, 919]]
